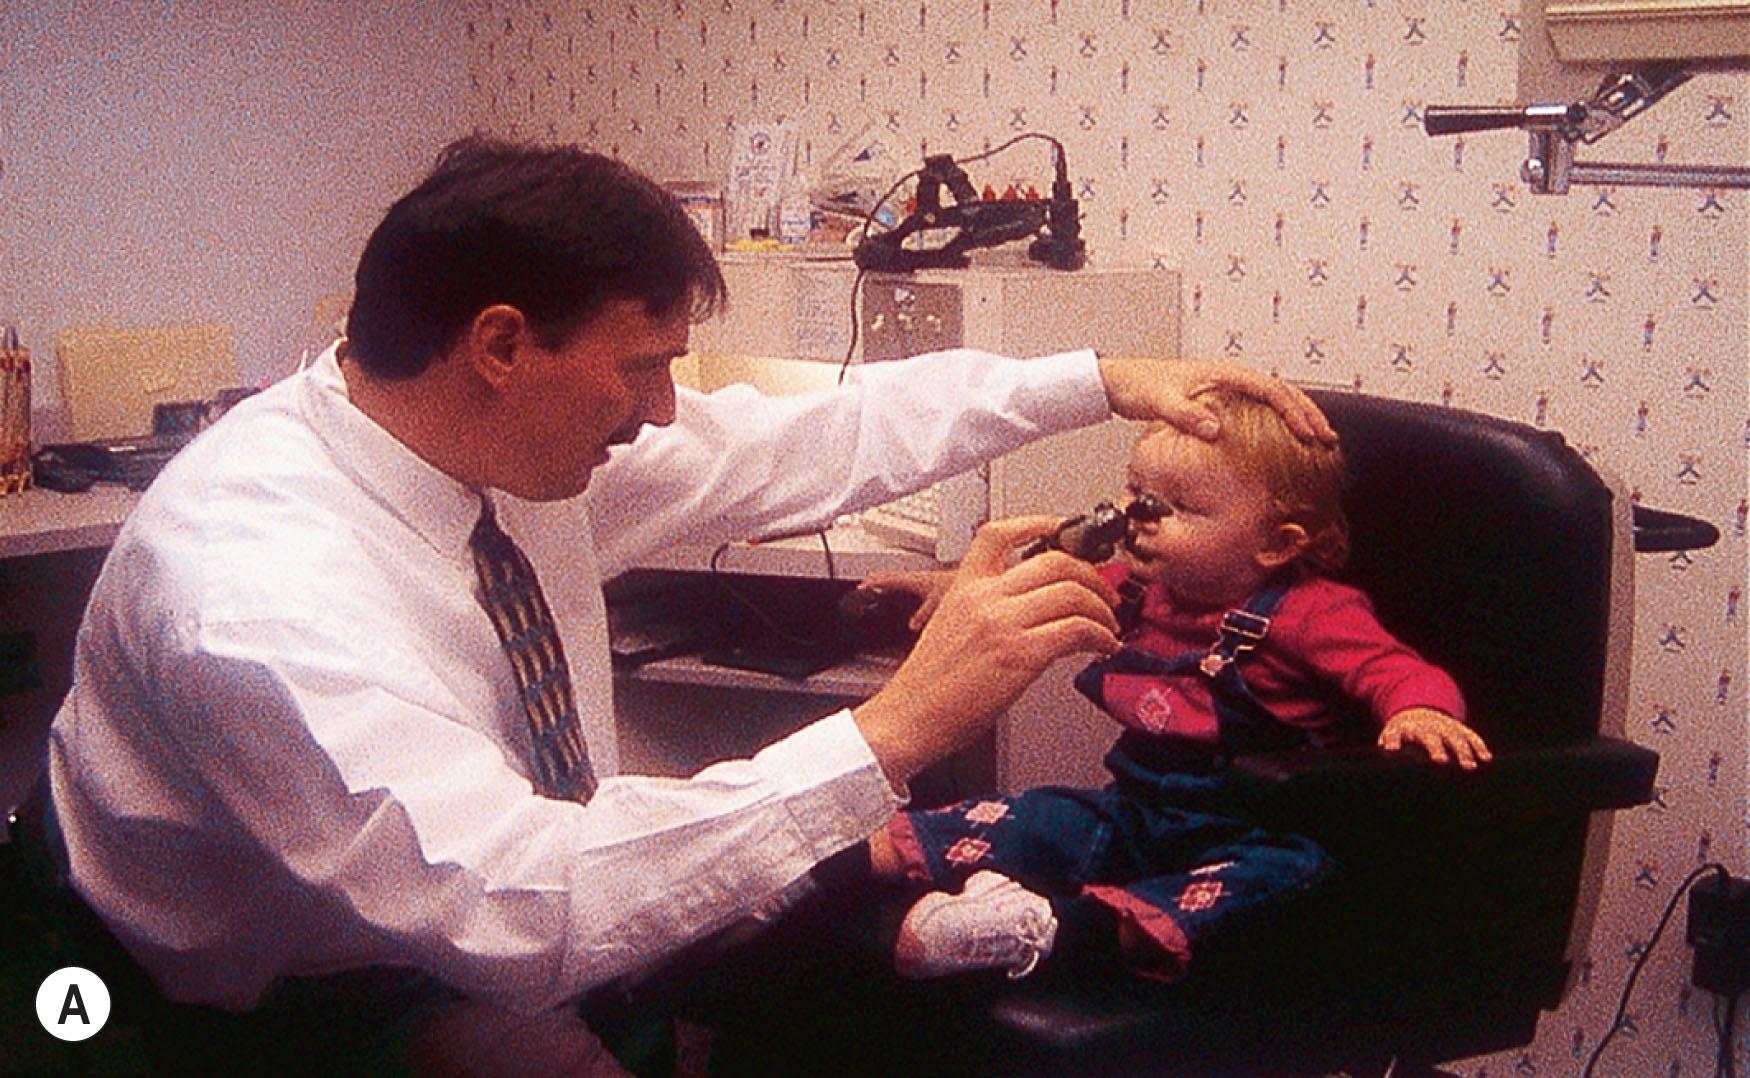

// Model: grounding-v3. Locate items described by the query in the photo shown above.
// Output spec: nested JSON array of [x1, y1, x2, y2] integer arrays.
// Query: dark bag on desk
[[32, 436, 185, 492]]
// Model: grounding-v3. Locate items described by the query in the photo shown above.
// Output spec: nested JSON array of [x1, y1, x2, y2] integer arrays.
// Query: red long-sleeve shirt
[[1095, 565, 1467, 749]]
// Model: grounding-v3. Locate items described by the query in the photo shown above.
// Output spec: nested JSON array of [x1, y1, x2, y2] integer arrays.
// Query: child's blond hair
[[1146, 389, 1349, 574]]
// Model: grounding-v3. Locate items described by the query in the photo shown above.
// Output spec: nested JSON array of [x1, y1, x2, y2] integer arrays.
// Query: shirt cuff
[[1027, 348, 1112, 427], [754, 709, 906, 857]]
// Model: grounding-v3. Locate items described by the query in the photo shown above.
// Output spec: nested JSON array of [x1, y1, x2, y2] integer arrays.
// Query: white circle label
[[36, 966, 111, 1041]]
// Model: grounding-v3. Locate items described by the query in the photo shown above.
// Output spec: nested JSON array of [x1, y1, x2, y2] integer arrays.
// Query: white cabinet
[[1520, 0, 1749, 105], [1540, 0, 1750, 64]]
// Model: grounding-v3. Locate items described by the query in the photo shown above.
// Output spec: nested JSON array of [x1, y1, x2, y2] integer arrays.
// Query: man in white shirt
[[39, 135, 1332, 1073]]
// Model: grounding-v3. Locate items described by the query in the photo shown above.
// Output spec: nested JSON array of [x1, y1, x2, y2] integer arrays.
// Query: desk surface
[[0, 485, 140, 560], [0, 488, 937, 575]]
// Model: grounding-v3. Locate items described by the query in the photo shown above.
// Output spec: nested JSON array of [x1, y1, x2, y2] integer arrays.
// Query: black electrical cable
[[1708, 987, 1736, 1078], [1716, 987, 1741, 1078], [952, 131, 1066, 170], [816, 529, 836, 581], [1729, 995, 1741, 1078], [837, 265, 869, 386], [1583, 861, 1731, 1078]]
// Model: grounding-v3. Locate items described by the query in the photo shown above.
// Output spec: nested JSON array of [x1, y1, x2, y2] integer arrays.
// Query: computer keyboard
[[858, 486, 943, 555], [857, 471, 988, 562]]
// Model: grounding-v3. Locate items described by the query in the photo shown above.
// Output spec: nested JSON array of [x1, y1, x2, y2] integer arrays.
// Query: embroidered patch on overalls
[[1137, 686, 1175, 730], [1178, 880, 1225, 912], [1101, 674, 1217, 740], [963, 801, 1011, 825], [945, 837, 993, 866]]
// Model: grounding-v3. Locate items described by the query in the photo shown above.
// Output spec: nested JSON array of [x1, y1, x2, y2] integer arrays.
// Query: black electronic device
[[32, 435, 187, 492], [1020, 501, 1127, 562], [1019, 494, 1166, 564], [853, 147, 1086, 273]]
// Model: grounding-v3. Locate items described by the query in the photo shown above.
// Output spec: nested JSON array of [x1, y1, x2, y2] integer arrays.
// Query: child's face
[[1121, 428, 1280, 609]]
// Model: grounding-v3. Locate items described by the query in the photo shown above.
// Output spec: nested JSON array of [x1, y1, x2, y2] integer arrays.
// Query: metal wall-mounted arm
[[1425, 66, 1750, 194]]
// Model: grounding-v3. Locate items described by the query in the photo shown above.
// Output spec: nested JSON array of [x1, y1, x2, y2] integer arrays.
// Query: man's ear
[[463, 305, 529, 390], [1255, 521, 1309, 570]]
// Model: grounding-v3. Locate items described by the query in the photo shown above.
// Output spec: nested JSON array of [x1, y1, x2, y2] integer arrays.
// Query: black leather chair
[[702, 391, 1714, 1077]]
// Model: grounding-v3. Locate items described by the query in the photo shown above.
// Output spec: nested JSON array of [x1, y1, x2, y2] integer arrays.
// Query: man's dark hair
[[346, 135, 726, 379]]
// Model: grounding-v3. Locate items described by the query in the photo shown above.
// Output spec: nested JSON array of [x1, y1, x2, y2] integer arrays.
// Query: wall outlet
[[1686, 873, 1750, 996]]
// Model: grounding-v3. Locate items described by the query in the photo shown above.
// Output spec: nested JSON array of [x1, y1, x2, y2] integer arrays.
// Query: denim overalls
[[894, 580, 1335, 978]]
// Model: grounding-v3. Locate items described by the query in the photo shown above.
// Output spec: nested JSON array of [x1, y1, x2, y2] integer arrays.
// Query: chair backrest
[[1308, 389, 1625, 750], [966, 395, 1647, 1071]]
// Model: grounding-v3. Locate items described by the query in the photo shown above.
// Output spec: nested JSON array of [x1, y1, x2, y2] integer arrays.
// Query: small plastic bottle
[[1, 325, 31, 495]]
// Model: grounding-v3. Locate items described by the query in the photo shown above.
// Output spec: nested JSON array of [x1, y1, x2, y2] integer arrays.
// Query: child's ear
[[1255, 521, 1309, 570]]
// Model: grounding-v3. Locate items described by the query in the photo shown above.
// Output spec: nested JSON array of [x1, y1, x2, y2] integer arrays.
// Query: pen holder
[[0, 333, 29, 496]]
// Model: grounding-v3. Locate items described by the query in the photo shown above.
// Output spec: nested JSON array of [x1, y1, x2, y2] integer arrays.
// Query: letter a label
[[36, 967, 110, 1041]]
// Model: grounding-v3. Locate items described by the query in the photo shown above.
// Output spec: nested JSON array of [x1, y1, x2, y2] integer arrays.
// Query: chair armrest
[[1634, 504, 1720, 553], [1223, 736, 1659, 827]]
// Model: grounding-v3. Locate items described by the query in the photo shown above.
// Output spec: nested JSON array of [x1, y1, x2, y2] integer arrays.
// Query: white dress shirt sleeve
[[587, 347, 1109, 576]]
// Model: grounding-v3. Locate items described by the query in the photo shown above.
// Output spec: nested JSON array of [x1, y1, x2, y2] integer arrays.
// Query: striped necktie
[[469, 502, 597, 802]]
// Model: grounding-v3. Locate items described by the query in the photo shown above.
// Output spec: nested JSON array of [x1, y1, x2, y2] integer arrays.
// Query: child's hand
[[1378, 708, 1492, 770], [855, 570, 955, 631]]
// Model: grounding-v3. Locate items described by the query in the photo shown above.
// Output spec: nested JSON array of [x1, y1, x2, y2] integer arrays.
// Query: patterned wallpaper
[[461, 2, 1748, 1074]]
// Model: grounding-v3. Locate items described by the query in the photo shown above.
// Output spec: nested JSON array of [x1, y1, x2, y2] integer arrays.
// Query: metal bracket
[[1425, 65, 1750, 194]]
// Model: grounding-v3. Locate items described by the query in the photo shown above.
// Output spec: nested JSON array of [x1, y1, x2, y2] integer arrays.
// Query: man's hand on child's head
[[1378, 708, 1492, 770], [1097, 357, 1338, 445]]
